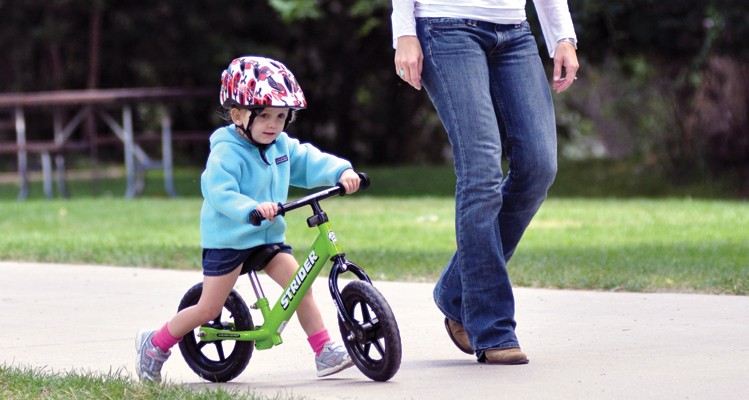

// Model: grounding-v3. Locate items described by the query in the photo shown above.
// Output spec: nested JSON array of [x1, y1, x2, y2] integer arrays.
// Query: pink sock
[[151, 322, 182, 353], [307, 329, 331, 356]]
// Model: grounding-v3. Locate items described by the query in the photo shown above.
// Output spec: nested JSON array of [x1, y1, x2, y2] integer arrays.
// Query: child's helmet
[[220, 56, 306, 110]]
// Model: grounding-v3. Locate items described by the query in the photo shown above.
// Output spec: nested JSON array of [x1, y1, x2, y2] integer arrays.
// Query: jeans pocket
[[203, 248, 242, 264], [427, 18, 478, 30], [423, 18, 482, 54]]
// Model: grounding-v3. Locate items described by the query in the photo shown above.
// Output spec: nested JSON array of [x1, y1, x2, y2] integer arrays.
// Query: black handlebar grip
[[358, 172, 370, 191], [338, 172, 371, 197], [249, 202, 284, 226], [249, 209, 263, 226]]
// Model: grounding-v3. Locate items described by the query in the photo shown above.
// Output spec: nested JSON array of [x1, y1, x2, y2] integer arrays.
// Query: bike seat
[[240, 244, 281, 275]]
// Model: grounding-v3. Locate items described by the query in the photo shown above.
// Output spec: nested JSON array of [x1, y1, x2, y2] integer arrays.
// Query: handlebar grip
[[358, 172, 370, 191], [338, 172, 371, 196], [249, 209, 263, 226], [249, 202, 285, 226]]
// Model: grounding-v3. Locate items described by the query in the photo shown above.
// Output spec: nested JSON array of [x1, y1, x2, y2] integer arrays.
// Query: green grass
[[0, 159, 743, 201], [0, 165, 460, 201], [513, 198, 749, 294], [1, 163, 747, 396], [0, 196, 746, 294], [0, 363, 301, 400]]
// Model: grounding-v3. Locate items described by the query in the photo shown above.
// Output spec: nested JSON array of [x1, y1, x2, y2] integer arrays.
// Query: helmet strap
[[235, 109, 293, 155], [237, 109, 294, 138], [283, 112, 294, 130], [235, 109, 276, 164], [236, 110, 263, 146]]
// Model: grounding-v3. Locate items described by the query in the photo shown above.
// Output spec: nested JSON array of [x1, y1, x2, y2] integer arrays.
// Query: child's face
[[233, 107, 289, 145]]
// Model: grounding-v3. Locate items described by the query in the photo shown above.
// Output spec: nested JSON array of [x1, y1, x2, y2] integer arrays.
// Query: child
[[135, 56, 359, 383]]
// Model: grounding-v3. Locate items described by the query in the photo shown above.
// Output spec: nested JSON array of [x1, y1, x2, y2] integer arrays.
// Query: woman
[[391, 0, 578, 364]]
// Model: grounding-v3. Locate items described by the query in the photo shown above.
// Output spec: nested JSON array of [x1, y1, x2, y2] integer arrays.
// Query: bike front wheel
[[177, 283, 254, 382], [338, 280, 402, 382]]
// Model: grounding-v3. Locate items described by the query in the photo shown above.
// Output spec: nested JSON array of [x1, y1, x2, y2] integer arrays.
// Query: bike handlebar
[[249, 172, 370, 226]]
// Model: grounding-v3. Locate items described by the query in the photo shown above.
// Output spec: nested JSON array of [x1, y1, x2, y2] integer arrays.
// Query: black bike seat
[[240, 244, 281, 275]]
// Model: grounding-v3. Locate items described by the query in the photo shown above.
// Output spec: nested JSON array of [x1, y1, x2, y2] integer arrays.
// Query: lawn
[[0, 364, 292, 400], [515, 198, 748, 294], [1, 163, 747, 397], [0, 159, 743, 201], [1, 196, 746, 294]]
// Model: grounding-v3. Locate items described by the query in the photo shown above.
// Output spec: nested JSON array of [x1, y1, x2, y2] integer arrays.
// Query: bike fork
[[328, 255, 373, 335]]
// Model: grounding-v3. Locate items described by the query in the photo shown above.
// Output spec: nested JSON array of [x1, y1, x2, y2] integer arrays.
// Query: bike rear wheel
[[177, 283, 254, 382], [338, 280, 402, 381]]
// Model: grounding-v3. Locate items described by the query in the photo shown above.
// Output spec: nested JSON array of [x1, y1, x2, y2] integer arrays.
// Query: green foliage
[[0, 0, 447, 166], [0, 1, 286, 91], [269, 0, 322, 23], [564, 0, 749, 63], [2, 0, 749, 188], [553, 56, 680, 160], [547, 1, 749, 193]]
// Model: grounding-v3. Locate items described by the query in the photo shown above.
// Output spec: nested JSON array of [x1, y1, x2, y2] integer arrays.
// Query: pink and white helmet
[[219, 56, 306, 110]]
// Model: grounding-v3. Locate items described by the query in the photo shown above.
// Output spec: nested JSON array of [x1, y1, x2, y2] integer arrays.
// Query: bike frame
[[196, 182, 372, 350]]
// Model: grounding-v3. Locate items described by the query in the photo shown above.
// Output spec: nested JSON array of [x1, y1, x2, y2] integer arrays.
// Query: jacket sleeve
[[286, 136, 353, 189], [202, 143, 258, 224]]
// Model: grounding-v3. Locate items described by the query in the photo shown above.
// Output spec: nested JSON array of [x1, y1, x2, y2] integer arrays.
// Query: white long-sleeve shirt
[[391, 0, 576, 57]]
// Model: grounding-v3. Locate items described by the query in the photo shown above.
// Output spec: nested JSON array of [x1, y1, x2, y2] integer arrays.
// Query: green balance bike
[[177, 173, 402, 382]]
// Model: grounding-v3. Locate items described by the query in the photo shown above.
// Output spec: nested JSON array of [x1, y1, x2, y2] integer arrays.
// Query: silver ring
[[398, 69, 404, 77]]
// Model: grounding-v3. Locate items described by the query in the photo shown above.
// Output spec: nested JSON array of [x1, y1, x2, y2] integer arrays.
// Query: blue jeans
[[417, 18, 557, 359]]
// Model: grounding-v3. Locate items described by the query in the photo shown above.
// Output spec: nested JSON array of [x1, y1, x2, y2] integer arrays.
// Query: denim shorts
[[202, 243, 292, 277]]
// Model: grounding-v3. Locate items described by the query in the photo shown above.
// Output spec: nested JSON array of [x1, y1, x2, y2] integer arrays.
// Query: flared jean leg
[[419, 18, 557, 358]]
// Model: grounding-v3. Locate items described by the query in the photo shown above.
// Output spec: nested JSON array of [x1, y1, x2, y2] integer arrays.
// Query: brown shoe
[[444, 318, 473, 354], [483, 348, 529, 365]]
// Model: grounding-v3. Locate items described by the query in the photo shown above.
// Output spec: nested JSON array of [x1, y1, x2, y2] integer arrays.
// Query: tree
[[268, 0, 446, 164], [553, 0, 749, 193], [2, 0, 748, 190]]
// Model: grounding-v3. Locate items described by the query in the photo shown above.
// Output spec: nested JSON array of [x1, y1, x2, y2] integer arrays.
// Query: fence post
[[15, 106, 28, 201], [123, 105, 136, 199], [161, 107, 177, 197], [52, 108, 69, 198], [41, 152, 53, 198]]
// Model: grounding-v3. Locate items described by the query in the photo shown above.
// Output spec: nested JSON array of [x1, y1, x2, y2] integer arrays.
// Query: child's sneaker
[[135, 328, 171, 383], [315, 341, 354, 377]]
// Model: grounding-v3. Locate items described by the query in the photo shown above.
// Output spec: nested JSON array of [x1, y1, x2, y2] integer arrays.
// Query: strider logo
[[281, 250, 319, 309], [275, 155, 289, 165]]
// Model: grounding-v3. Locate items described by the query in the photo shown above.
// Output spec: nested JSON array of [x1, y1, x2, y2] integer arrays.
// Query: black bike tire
[[177, 283, 254, 382], [338, 280, 402, 382]]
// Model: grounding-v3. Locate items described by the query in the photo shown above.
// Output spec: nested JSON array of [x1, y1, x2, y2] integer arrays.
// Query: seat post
[[247, 270, 266, 300]]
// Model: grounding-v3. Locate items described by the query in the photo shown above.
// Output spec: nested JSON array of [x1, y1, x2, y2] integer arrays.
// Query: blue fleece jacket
[[200, 125, 352, 249]]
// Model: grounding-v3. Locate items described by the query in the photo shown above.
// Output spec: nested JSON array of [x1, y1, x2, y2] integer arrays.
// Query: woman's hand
[[339, 169, 361, 194], [551, 41, 579, 93], [394, 36, 424, 90]]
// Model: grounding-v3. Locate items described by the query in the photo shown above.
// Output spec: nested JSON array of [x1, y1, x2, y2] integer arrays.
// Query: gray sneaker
[[315, 341, 354, 377], [135, 329, 171, 383]]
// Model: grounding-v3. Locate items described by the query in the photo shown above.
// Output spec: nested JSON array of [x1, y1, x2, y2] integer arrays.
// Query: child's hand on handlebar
[[339, 169, 361, 194], [255, 202, 279, 222]]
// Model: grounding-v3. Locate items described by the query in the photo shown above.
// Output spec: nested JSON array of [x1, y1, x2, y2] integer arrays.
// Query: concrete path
[[2, 261, 748, 399]]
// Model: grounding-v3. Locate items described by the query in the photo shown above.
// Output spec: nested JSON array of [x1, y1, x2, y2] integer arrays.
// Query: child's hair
[[216, 107, 299, 126]]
